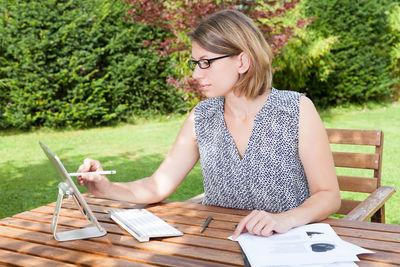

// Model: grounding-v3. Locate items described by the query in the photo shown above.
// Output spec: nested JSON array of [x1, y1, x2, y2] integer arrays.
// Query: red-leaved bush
[[125, 0, 303, 105]]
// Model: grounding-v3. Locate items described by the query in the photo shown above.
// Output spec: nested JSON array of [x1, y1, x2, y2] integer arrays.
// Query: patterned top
[[194, 88, 311, 212]]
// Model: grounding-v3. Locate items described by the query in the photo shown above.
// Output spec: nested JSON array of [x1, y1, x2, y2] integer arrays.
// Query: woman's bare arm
[[77, 109, 200, 204]]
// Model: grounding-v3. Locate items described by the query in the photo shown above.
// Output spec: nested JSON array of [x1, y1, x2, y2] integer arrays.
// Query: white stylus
[[69, 170, 116, 176]]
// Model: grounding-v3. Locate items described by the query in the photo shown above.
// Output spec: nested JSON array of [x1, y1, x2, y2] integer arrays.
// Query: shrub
[[272, 2, 337, 100], [388, 3, 400, 100], [273, 0, 400, 107], [0, 0, 185, 129]]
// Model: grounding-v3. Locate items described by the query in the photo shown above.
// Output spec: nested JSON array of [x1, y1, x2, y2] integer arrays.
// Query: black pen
[[200, 216, 213, 233]]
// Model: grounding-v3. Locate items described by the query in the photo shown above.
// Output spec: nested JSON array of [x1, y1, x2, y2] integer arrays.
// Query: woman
[[77, 9, 341, 239]]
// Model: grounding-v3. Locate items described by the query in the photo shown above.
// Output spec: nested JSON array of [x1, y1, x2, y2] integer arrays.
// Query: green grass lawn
[[1, 102, 399, 224]]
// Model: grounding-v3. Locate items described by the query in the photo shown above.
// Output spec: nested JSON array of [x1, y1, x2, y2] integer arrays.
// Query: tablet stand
[[51, 182, 107, 241]]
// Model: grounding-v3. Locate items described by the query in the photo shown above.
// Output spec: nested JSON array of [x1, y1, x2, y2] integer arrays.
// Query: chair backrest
[[327, 128, 384, 221]]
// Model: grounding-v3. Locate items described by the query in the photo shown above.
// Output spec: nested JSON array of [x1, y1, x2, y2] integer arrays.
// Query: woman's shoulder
[[272, 88, 303, 103], [268, 88, 303, 114], [194, 97, 224, 120]]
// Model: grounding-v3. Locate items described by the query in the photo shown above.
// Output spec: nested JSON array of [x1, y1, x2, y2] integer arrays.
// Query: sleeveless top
[[194, 88, 311, 213]]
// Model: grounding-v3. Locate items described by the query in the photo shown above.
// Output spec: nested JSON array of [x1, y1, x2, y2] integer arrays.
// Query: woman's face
[[191, 42, 241, 98]]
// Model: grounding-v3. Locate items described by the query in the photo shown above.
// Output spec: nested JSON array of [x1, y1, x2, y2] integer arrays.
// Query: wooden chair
[[327, 128, 395, 223], [186, 128, 396, 223]]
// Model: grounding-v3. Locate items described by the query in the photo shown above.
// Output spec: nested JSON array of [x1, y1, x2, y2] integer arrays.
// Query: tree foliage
[[388, 3, 400, 100], [274, 0, 399, 107], [0, 0, 185, 129], [125, 0, 302, 106]]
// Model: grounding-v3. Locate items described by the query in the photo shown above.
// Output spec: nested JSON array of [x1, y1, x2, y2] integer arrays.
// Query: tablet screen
[[39, 141, 104, 231]]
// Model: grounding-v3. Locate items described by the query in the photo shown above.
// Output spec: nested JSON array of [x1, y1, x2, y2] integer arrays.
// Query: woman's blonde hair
[[188, 9, 273, 98]]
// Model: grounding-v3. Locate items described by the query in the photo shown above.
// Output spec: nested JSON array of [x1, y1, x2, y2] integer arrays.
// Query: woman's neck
[[224, 90, 270, 120]]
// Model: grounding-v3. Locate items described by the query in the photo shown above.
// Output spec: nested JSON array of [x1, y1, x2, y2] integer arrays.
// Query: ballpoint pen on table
[[200, 216, 213, 233]]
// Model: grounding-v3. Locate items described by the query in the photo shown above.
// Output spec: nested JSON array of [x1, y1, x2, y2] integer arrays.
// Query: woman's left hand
[[232, 210, 293, 240]]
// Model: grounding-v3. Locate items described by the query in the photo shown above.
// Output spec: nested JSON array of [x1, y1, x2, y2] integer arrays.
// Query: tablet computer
[[39, 141, 107, 241]]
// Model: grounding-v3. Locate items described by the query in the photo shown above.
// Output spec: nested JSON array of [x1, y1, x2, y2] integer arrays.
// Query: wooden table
[[0, 195, 399, 266]]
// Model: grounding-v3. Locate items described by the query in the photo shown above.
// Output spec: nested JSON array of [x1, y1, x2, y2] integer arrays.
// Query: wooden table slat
[[341, 235, 400, 255], [0, 236, 152, 267], [0, 248, 77, 267], [333, 225, 400, 243], [325, 218, 400, 233], [358, 261, 400, 267], [351, 249, 400, 266], [46, 200, 246, 224], [82, 196, 251, 216]]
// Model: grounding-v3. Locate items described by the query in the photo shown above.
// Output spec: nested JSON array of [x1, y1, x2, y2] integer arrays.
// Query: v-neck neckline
[[220, 88, 274, 162]]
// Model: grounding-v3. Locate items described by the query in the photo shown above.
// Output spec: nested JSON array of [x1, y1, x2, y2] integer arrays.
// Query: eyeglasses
[[188, 55, 232, 70]]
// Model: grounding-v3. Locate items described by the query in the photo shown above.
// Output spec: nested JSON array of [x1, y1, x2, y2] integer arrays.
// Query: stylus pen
[[69, 170, 116, 176], [200, 216, 213, 233]]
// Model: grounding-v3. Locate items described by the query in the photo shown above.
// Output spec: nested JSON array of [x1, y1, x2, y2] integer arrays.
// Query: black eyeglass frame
[[188, 55, 232, 70]]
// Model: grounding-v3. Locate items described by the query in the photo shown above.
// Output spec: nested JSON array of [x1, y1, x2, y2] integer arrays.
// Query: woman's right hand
[[76, 158, 111, 197]]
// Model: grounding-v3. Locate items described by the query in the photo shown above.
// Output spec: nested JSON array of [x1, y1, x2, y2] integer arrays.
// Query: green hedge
[[273, 0, 398, 107], [0, 0, 185, 129]]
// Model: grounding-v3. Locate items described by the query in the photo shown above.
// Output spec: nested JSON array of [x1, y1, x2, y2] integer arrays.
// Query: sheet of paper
[[266, 261, 358, 267], [230, 223, 374, 267]]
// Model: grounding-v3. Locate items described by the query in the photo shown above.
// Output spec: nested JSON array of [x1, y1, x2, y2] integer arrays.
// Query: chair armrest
[[344, 186, 396, 221], [185, 193, 205, 204]]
